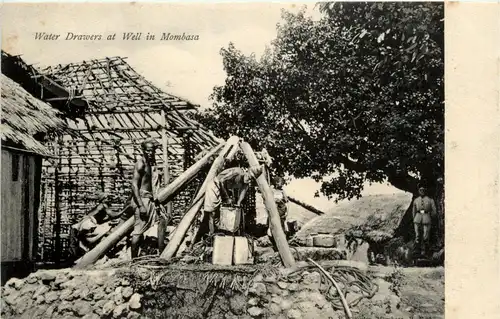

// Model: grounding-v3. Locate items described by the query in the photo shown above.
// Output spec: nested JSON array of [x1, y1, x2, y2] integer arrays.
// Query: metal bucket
[[218, 206, 241, 233]]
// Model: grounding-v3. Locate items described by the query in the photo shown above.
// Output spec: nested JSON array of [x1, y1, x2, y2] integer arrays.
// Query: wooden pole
[[160, 136, 240, 260], [159, 109, 172, 252], [74, 142, 224, 269], [156, 142, 225, 203], [287, 196, 326, 215], [54, 139, 62, 263], [74, 215, 134, 269], [239, 141, 295, 267]]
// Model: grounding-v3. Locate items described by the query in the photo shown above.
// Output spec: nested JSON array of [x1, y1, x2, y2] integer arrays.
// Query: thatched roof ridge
[[294, 193, 412, 243], [1, 73, 67, 155]]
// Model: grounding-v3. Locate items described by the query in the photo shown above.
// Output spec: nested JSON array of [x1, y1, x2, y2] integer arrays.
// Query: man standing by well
[[130, 139, 161, 258]]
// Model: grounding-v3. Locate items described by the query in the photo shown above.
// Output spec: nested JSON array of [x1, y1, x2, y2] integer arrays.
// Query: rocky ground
[[1, 263, 444, 319]]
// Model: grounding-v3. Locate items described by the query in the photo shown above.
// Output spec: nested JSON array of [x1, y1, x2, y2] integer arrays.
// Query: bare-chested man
[[130, 139, 160, 258]]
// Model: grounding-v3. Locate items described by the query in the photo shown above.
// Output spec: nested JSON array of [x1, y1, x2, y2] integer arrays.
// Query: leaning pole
[[74, 142, 225, 269]]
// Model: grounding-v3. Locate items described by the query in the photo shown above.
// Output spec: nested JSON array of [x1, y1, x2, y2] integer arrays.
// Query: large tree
[[196, 2, 444, 214]]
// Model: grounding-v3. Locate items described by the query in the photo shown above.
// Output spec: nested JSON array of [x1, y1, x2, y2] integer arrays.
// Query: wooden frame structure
[[35, 57, 221, 263]]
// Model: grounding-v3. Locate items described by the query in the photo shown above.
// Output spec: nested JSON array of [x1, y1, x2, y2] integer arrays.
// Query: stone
[[405, 306, 414, 312], [31, 305, 49, 317], [93, 276, 106, 286], [127, 312, 141, 319], [58, 301, 74, 313], [280, 299, 293, 310], [309, 292, 328, 309], [302, 272, 321, 285], [114, 290, 125, 304], [3, 286, 14, 297], [54, 273, 68, 286], [121, 278, 131, 286], [39, 272, 57, 283], [102, 300, 116, 316], [264, 275, 278, 283], [269, 303, 282, 315], [277, 281, 289, 289], [35, 294, 45, 305], [33, 285, 50, 299], [80, 287, 92, 300], [122, 286, 134, 299], [389, 295, 401, 308], [6, 278, 25, 290], [296, 291, 311, 301], [60, 278, 82, 290], [74, 301, 93, 317], [288, 283, 300, 291], [248, 298, 259, 306], [296, 301, 315, 313], [60, 288, 74, 301], [249, 283, 267, 297], [20, 284, 38, 298], [268, 284, 282, 295], [45, 304, 57, 317], [253, 274, 264, 283], [287, 309, 302, 319], [113, 304, 128, 318], [82, 313, 100, 319], [281, 290, 290, 297], [4, 291, 20, 305], [421, 303, 433, 308], [271, 296, 283, 304], [92, 287, 106, 301], [15, 296, 31, 314], [26, 274, 38, 284], [105, 285, 115, 294], [374, 279, 391, 293], [129, 293, 142, 310], [94, 300, 108, 316], [229, 294, 246, 315], [247, 307, 264, 317]]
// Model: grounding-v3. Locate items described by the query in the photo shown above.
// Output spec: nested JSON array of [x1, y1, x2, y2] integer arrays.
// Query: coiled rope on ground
[[287, 262, 378, 311]]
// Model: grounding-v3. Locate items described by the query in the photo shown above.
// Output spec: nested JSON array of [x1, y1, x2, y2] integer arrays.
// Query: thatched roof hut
[[1, 73, 67, 155], [1, 72, 68, 284], [294, 193, 413, 244]]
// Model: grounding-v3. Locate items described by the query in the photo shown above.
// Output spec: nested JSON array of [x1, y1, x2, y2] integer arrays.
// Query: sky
[[1, 3, 405, 209]]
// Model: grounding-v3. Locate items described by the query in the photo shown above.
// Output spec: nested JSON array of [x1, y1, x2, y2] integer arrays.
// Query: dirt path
[[362, 265, 444, 319]]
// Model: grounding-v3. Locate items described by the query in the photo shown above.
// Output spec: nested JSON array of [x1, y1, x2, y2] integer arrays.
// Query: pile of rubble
[[1, 261, 409, 319], [1, 269, 143, 319]]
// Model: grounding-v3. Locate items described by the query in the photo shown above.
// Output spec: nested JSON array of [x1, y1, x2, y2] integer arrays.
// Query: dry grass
[[1, 73, 67, 155], [294, 193, 413, 243]]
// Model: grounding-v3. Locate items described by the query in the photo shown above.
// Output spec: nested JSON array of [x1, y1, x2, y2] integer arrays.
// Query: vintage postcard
[[0, 1, 498, 319]]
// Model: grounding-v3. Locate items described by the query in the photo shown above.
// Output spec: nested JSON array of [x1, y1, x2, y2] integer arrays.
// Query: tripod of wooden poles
[[74, 136, 296, 269]]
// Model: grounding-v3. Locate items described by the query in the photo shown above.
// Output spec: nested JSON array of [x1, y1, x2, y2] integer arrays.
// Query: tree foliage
[[196, 2, 444, 201]]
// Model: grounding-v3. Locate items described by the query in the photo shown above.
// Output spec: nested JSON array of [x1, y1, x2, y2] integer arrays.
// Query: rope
[[309, 258, 352, 319], [287, 261, 378, 312]]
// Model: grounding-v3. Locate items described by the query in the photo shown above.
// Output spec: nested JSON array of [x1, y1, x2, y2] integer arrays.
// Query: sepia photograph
[[1, 2, 447, 318]]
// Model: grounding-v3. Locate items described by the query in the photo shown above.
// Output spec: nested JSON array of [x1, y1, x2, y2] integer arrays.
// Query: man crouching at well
[[130, 138, 161, 258]]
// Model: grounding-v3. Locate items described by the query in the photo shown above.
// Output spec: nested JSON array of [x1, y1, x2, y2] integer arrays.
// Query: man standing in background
[[412, 184, 437, 257]]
